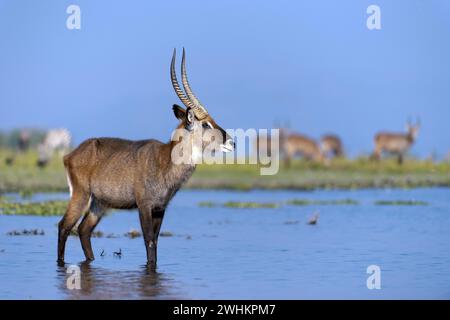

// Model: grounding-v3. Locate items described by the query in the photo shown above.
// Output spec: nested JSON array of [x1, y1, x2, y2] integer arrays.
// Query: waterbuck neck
[[406, 132, 415, 143], [157, 135, 197, 189]]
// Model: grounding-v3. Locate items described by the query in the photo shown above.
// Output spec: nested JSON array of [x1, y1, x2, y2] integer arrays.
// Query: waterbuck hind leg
[[398, 153, 404, 165], [78, 198, 107, 261], [57, 192, 90, 264], [283, 154, 291, 168]]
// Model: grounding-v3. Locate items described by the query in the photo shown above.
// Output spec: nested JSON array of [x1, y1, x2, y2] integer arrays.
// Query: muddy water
[[0, 188, 449, 299]]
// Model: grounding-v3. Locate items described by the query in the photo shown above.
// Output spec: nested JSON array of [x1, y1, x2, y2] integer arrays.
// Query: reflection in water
[[57, 262, 184, 299]]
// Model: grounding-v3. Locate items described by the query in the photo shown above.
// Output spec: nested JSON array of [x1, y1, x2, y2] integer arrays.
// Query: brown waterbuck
[[57, 49, 235, 268], [281, 131, 324, 166], [373, 119, 420, 165]]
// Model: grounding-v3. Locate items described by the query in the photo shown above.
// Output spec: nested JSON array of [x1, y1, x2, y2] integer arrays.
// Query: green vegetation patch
[[199, 201, 280, 209], [198, 201, 217, 208], [199, 198, 358, 209], [287, 199, 359, 206], [374, 200, 428, 206], [223, 201, 280, 209], [124, 229, 142, 238], [0, 200, 68, 216]]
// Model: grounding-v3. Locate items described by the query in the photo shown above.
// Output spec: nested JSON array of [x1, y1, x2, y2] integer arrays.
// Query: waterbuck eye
[[202, 122, 212, 129]]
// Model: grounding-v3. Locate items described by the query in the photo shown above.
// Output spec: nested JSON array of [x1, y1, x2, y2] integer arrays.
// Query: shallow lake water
[[0, 188, 449, 299]]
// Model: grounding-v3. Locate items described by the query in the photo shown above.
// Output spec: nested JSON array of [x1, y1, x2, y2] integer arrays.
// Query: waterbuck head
[[406, 118, 421, 141], [170, 48, 235, 154]]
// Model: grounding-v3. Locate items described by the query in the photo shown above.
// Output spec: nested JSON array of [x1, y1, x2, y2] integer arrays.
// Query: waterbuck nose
[[227, 139, 235, 150]]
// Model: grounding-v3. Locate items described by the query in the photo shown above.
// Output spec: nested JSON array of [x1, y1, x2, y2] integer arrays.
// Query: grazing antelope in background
[[37, 128, 72, 167], [320, 134, 344, 159], [281, 131, 323, 166], [254, 133, 272, 159], [373, 119, 420, 165], [3, 129, 31, 166], [57, 49, 234, 268], [253, 123, 288, 163], [18, 129, 31, 152]]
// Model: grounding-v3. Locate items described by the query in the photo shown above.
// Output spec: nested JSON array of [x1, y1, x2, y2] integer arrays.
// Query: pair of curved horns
[[170, 48, 209, 119], [407, 116, 421, 126]]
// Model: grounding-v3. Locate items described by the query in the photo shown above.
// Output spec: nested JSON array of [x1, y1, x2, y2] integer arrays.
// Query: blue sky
[[0, 0, 449, 157]]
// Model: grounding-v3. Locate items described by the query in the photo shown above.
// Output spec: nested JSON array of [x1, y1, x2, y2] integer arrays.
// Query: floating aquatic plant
[[199, 198, 358, 209], [124, 229, 142, 238], [374, 200, 428, 206], [223, 201, 280, 209], [7, 229, 45, 236], [287, 199, 359, 206], [198, 201, 217, 208]]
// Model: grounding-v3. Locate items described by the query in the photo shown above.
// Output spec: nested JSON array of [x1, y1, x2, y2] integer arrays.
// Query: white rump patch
[[65, 171, 73, 198]]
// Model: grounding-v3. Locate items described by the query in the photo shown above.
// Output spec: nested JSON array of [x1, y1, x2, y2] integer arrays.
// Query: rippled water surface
[[1, 188, 449, 299]]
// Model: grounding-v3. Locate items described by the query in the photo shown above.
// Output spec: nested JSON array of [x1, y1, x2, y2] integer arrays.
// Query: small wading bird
[[57, 49, 235, 269], [373, 119, 420, 165], [113, 249, 122, 258], [307, 211, 320, 225]]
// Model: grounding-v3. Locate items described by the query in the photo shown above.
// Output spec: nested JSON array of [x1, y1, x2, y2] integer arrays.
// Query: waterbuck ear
[[172, 104, 186, 120], [186, 107, 195, 125]]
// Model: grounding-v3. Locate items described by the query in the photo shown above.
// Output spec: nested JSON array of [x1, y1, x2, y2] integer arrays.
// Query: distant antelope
[[37, 128, 72, 167], [320, 134, 344, 159], [254, 133, 272, 159], [281, 131, 323, 166], [18, 130, 31, 152], [254, 122, 289, 161], [3, 129, 31, 166], [373, 119, 420, 164], [254, 130, 280, 162], [57, 49, 234, 268]]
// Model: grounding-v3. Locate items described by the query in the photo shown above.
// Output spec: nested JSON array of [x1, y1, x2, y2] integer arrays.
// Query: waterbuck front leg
[[78, 197, 107, 261], [138, 204, 164, 269], [57, 191, 90, 265], [152, 208, 166, 254]]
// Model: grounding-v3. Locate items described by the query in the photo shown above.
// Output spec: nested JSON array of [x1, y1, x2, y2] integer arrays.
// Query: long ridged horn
[[181, 48, 209, 120], [171, 49, 193, 109]]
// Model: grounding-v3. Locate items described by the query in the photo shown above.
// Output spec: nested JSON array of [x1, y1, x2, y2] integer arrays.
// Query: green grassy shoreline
[[1, 150, 450, 193]]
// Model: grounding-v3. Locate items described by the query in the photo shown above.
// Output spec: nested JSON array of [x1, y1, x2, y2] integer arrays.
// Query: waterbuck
[[281, 131, 324, 166], [320, 134, 344, 159], [57, 49, 235, 268], [373, 119, 420, 165]]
